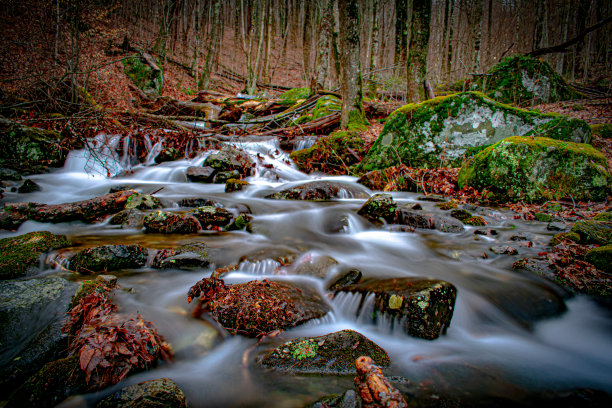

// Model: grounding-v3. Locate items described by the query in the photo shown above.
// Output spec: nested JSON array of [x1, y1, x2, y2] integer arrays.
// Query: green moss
[[458, 136, 610, 203], [570, 220, 612, 245], [594, 212, 612, 221], [464, 216, 487, 226], [550, 231, 581, 246], [312, 95, 341, 120], [0, 231, 72, 279], [585, 244, 612, 273], [225, 178, 249, 193], [290, 131, 367, 175], [471, 55, 582, 106], [358, 92, 591, 171], [591, 124, 612, 139], [278, 88, 311, 106], [357, 193, 398, 224], [346, 109, 368, 132], [122, 55, 163, 98], [0, 123, 66, 173], [290, 340, 319, 360], [535, 212, 553, 222], [436, 200, 458, 210]]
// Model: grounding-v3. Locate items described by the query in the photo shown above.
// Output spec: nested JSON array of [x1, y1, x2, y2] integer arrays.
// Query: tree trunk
[[338, 0, 366, 130], [314, 0, 335, 93], [368, 0, 380, 97], [406, 0, 431, 103], [394, 0, 408, 67]]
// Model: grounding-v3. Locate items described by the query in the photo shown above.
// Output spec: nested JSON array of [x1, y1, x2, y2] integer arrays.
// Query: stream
[[2, 133, 612, 407]]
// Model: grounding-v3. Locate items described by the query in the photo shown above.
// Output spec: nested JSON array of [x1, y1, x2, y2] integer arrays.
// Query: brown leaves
[[354, 356, 408, 408]]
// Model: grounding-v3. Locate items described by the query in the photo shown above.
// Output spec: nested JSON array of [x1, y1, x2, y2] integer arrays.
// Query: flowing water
[[2, 134, 612, 407]]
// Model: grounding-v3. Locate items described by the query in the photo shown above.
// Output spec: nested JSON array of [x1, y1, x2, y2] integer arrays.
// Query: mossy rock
[[334, 277, 457, 340], [69, 244, 148, 274], [278, 87, 310, 106], [202, 146, 254, 178], [0, 119, 67, 174], [591, 123, 612, 139], [358, 92, 591, 171], [125, 193, 163, 210], [225, 178, 249, 193], [551, 231, 581, 246], [69, 275, 116, 309], [464, 216, 487, 226], [6, 355, 87, 408], [357, 193, 398, 224], [192, 206, 235, 229], [594, 212, 612, 221], [143, 211, 201, 234], [0, 231, 72, 279], [458, 136, 610, 203], [570, 220, 612, 245], [471, 55, 582, 106], [266, 180, 368, 201], [97, 377, 188, 408], [122, 55, 163, 99], [585, 244, 612, 273], [151, 242, 209, 269], [290, 131, 369, 175], [312, 95, 341, 120], [259, 329, 390, 374]]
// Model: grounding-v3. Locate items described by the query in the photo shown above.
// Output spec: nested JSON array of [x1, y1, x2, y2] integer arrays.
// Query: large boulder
[[358, 92, 591, 170], [259, 329, 390, 374], [0, 118, 67, 174], [334, 277, 457, 340], [569, 220, 612, 245], [202, 146, 254, 178], [458, 136, 610, 203], [585, 244, 612, 273], [96, 378, 188, 408], [0, 277, 74, 366], [0, 231, 72, 279], [188, 278, 330, 337], [69, 244, 148, 274], [471, 55, 582, 106], [266, 180, 369, 201], [143, 211, 201, 234]]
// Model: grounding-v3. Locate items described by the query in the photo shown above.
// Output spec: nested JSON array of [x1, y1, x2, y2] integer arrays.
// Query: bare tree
[[406, 0, 431, 102]]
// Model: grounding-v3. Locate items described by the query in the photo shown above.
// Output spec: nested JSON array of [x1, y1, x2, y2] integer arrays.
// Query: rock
[[191, 206, 235, 230], [154, 147, 182, 163], [191, 278, 330, 337], [547, 221, 568, 232], [0, 167, 22, 181], [0, 118, 67, 174], [143, 211, 201, 234], [213, 169, 241, 184], [259, 330, 390, 374], [357, 193, 398, 224], [69, 244, 148, 274], [417, 194, 447, 202], [186, 166, 216, 183], [585, 244, 612, 273], [464, 216, 487, 226], [594, 212, 612, 221], [471, 55, 582, 106], [311, 390, 360, 408], [290, 254, 338, 278], [96, 378, 188, 408], [202, 146, 254, 178], [267, 181, 369, 201], [535, 212, 553, 222], [290, 131, 369, 174], [152, 242, 209, 269], [396, 209, 464, 233], [124, 193, 163, 210], [69, 275, 117, 309], [279, 87, 310, 106], [122, 54, 163, 99], [436, 200, 458, 210], [334, 278, 457, 340], [225, 178, 249, 192], [108, 208, 146, 228], [178, 197, 218, 208], [0, 231, 72, 279], [0, 277, 74, 366], [17, 179, 41, 193], [450, 209, 472, 221], [458, 136, 610, 203], [551, 231, 581, 246], [358, 92, 591, 171], [226, 213, 253, 232], [570, 220, 612, 245], [490, 246, 518, 255], [5, 355, 88, 408], [1, 189, 138, 229], [328, 269, 363, 291]]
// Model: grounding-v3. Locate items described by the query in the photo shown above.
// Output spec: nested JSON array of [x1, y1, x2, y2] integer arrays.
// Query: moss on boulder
[[585, 244, 612, 274], [471, 55, 582, 106], [457, 136, 610, 203], [357, 193, 398, 224], [290, 131, 369, 175], [278, 87, 310, 106], [259, 330, 390, 374], [151, 242, 209, 269], [591, 123, 612, 139], [202, 146, 254, 178], [0, 231, 72, 279], [225, 178, 249, 193], [358, 92, 591, 171], [570, 220, 612, 245], [69, 244, 148, 274], [97, 378, 188, 408], [266, 180, 369, 201], [143, 211, 201, 234]]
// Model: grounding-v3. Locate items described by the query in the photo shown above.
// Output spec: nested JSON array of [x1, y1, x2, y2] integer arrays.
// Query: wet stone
[[152, 242, 209, 269], [17, 179, 41, 193], [266, 181, 369, 201], [192, 206, 235, 230], [259, 329, 390, 374], [547, 221, 568, 232], [225, 178, 249, 193], [490, 246, 518, 255], [357, 193, 398, 224], [186, 166, 216, 183], [334, 277, 457, 340], [69, 244, 148, 274], [327, 269, 363, 291], [108, 209, 145, 228], [96, 378, 188, 408], [178, 197, 219, 208], [143, 211, 201, 234]]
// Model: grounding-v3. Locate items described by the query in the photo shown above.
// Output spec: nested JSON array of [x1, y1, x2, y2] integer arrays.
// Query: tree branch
[[528, 16, 612, 57]]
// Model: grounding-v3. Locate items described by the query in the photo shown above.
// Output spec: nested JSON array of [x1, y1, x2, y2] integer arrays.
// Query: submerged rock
[[458, 136, 610, 203], [334, 278, 457, 340], [267, 180, 369, 201], [97, 377, 188, 408], [259, 329, 390, 374], [225, 178, 250, 192], [192, 206, 235, 230], [17, 179, 41, 193], [190, 278, 329, 337], [69, 244, 148, 274], [0, 277, 74, 366], [186, 166, 216, 183], [143, 211, 201, 234], [358, 92, 591, 170], [202, 146, 254, 178], [396, 209, 464, 233], [0, 231, 72, 279], [471, 55, 582, 106], [108, 208, 146, 228], [289, 254, 338, 278], [152, 242, 210, 269], [357, 193, 398, 224]]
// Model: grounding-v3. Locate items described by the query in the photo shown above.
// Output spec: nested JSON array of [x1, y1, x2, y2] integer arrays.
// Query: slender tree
[[338, 0, 366, 130], [406, 0, 431, 102], [314, 0, 335, 93]]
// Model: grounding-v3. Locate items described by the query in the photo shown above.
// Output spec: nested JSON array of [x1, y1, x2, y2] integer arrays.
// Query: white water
[[3, 134, 612, 407]]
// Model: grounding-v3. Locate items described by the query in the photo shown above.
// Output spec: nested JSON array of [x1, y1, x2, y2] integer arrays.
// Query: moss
[[0, 231, 72, 279], [359, 92, 591, 171], [591, 124, 612, 139], [458, 136, 610, 203], [594, 212, 612, 221], [464, 216, 487, 226], [278, 87, 311, 106], [585, 244, 612, 273], [570, 220, 612, 245], [346, 109, 368, 132], [551, 231, 581, 246], [122, 55, 163, 98], [471, 55, 582, 106], [225, 178, 250, 193], [0, 122, 66, 174], [290, 114, 312, 125], [436, 200, 458, 210], [535, 212, 553, 222], [450, 209, 472, 221], [125, 193, 162, 210], [312, 95, 341, 120], [357, 193, 398, 224]]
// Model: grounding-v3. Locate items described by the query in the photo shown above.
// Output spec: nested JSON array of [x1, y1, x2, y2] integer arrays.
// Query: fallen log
[[258, 112, 340, 136], [153, 99, 222, 120]]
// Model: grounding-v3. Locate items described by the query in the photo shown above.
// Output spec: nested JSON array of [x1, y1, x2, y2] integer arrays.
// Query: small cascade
[[144, 140, 163, 165], [237, 259, 281, 275], [292, 136, 318, 151]]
